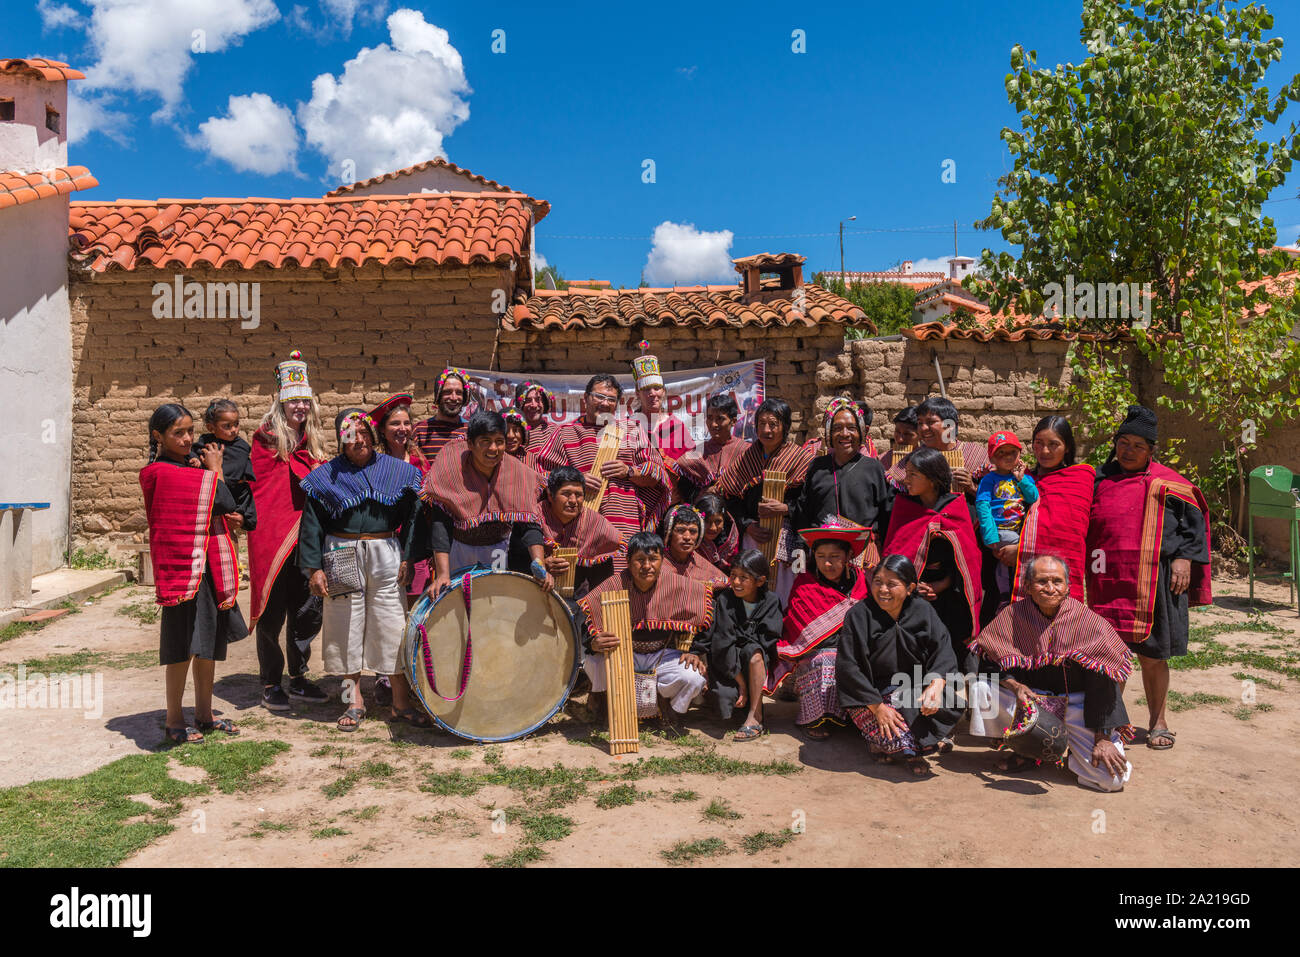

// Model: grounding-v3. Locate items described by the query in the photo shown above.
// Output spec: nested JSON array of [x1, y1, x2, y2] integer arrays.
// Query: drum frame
[[402, 565, 580, 743]]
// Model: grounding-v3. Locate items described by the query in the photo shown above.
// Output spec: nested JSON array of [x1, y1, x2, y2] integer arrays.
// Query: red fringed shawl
[[579, 569, 714, 652], [699, 519, 740, 571], [763, 569, 868, 693], [540, 500, 623, 566], [140, 462, 240, 609], [676, 437, 747, 491], [1086, 461, 1213, 644], [666, 550, 729, 586], [883, 494, 984, 639], [713, 439, 816, 500], [1012, 463, 1095, 603], [247, 426, 322, 625], [422, 439, 542, 531], [970, 596, 1133, 683]]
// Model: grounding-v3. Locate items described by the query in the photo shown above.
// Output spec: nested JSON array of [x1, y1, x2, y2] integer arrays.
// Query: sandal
[[993, 751, 1035, 772], [733, 723, 765, 742], [165, 726, 203, 745], [935, 736, 955, 754], [196, 718, 239, 736], [803, 725, 831, 740], [1147, 728, 1176, 750], [337, 707, 366, 732], [905, 756, 932, 777], [391, 707, 432, 729]]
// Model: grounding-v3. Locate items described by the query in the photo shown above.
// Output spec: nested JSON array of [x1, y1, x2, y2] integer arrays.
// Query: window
[[46, 106, 60, 133], [0, 99, 14, 122]]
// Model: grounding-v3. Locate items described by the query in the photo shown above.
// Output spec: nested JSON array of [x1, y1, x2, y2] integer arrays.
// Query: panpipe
[[888, 444, 915, 470], [601, 590, 639, 755], [759, 469, 788, 576], [941, 449, 967, 471], [553, 547, 579, 598], [584, 423, 625, 512]]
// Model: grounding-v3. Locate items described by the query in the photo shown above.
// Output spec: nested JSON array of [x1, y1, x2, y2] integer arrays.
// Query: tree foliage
[[814, 273, 918, 338]]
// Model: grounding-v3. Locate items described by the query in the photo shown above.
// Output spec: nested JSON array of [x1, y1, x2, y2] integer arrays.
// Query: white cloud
[[191, 93, 300, 175], [38, 0, 85, 30], [79, 0, 281, 120], [67, 88, 132, 145], [533, 251, 549, 273], [909, 255, 954, 274], [321, 0, 388, 35], [642, 222, 735, 286], [298, 8, 471, 180]]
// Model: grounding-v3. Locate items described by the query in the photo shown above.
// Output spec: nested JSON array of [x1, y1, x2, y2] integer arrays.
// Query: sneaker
[[262, 684, 291, 711], [288, 676, 329, 702]]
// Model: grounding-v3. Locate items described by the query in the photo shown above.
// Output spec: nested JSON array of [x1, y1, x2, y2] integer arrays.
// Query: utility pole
[[840, 215, 856, 286]]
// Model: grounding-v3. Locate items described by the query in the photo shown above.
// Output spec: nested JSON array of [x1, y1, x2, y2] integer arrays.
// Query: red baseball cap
[[987, 431, 1022, 456]]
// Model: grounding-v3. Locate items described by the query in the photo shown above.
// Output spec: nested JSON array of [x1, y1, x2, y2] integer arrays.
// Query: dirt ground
[[2, 576, 1298, 868]]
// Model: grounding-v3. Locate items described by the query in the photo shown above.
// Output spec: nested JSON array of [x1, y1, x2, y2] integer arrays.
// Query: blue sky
[[11, 0, 1300, 286]]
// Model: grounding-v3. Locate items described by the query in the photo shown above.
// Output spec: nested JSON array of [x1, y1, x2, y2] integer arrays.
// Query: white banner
[[458, 359, 766, 443]]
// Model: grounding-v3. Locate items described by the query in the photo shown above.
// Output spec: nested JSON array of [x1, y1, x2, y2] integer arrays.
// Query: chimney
[[900, 260, 913, 275], [0, 59, 84, 174], [732, 252, 806, 304]]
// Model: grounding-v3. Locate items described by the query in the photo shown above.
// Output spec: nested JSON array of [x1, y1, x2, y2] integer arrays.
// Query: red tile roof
[[68, 192, 536, 273], [0, 166, 98, 211], [732, 252, 806, 271], [508, 282, 872, 332], [0, 57, 85, 81], [324, 158, 549, 219]]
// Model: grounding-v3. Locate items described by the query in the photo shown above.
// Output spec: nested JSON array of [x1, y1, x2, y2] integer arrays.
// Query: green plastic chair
[[1248, 465, 1300, 612]]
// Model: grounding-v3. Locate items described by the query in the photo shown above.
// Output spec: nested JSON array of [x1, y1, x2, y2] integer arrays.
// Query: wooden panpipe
[[759, 469, 787, 576], [889, 444, 916, 470], [600, 590, 639, 755], [553, 547, 579, 598], [584, 424, 625, 512], [941, 449, 967, 472]]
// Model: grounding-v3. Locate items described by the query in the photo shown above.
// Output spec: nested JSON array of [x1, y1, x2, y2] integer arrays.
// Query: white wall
[[0, 197, 73, 573], [346, 165, 501, 196], [0, 74, 68, 173]]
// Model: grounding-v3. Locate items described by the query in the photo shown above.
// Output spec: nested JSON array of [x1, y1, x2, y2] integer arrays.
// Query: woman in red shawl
[[695, 493, 740, 573], [883, 446, 984, 691], [141, 403, 246, 744], [1010, 416, 1095, 603], [715, 397, 816, 605], [1086, 405, 1211, 752], [247, 351, 330, 713], [764, 517, 871, 740]]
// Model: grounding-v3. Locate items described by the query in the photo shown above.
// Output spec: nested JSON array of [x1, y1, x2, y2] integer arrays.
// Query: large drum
[[402, 567, 580, 742]]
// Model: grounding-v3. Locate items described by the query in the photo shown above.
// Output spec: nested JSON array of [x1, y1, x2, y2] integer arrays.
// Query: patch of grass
[[250, 820, 293, 838], [344, 805, 382, 821], [482, 762, 606, 794], [0, 739, 287, 867], [1173, 630, 1300, 680], [311, 826, 349, 839], [1227, 702, 1274, 721], [541, 780, 589, 809], [360, 760, 395, 779], [309, 745, 348, 759], [449, 748, 473, 760], [0, 600, 82, 646], [739, 830, 799, 855], [485, 845, 545, 868], [66, 547, 123, 570], [660, 837, 731, 866], [671, 790, 699, 803], [116, 601, 160, 626], [322, 773, 358, 799], [1230, 672, 1284, 691], [414, 810, 479, 837], [618, 749, 802, 781], [483, 745, 504, 766], [702, 798, 742, 821], [10, 649, 156, 673], [595, 784, 639, 809], [1136, 690, 1232, 713], [420, 770, 485, 797], [508, 808, 574, 845], [1255, 702, 1276, 713]]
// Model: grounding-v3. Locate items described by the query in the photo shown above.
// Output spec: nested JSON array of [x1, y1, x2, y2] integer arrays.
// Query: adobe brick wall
[[68, 266, 848, 557]]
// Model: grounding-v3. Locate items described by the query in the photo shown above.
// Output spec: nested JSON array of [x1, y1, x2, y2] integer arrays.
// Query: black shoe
[[374, 675, 393, 708], [288, 676, 329, 702], [262, 684, 291, 712]]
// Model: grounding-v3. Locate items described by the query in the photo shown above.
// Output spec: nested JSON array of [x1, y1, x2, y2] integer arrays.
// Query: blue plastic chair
[[1247, 466, 1300, 612]]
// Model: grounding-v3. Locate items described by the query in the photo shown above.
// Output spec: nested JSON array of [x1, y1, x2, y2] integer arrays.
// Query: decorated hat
[[502, 407, 530, 438], [987, 430, 1022, 456], [1115, 404, 1158, 444], [275, 350, 312, 401], [799, 515, 872, 558], [368, 393, 413, 427], [631, 339, 663, 390], [514, 380, 553, 414], [662, 503, 704, 540], [334, 408, 377, 446], [435, 367, 469, 401], [823, 396, 867, 447]]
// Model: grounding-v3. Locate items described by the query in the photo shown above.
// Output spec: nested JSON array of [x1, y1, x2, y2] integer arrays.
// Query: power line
[[541, 226, 989, 241]]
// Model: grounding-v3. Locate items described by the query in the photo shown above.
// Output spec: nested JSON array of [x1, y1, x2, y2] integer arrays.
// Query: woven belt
[[332, 531, 397, 540], [632, 638, 669, 654]]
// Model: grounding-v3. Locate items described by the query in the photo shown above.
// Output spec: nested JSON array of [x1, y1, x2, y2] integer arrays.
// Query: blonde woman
[[248, 350, 332, 712]]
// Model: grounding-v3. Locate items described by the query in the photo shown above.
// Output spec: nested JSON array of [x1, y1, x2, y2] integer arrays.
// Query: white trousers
[[968, 681, 1132, 793], [320, 536, 406, 676], [583, 648, 706, 713]]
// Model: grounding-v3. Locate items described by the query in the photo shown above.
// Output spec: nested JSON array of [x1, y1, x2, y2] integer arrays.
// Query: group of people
[[139, 345, 1212, 791]]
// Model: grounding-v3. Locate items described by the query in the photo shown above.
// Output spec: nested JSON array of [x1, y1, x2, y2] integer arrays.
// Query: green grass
[[485, 845, 545, 868], [739, 830, 799, 855], [420, 770, 485, 797], [115, 601, 160, 626], [671, 790, 699, 803], [0, 739, 288, 867], [661, 837, 731, 866], [66, 547, 127, 570], [345, 805, 382, 821], [618, 750, 802, 781], [449, 748, 473, 760], [484, 809, 575, 868], [360, 760, 395, 779], [311, 826, 349, 839], [1172, 621, 1300, 680], [594, 784, 639, 809], [0, 600, 81, 645], [702, 798, 742, 821], [1137, 690, 1232, 713], [1231, 672, 1284, 691], [9, 650, 156, 673], [250, 820, 293, 838]]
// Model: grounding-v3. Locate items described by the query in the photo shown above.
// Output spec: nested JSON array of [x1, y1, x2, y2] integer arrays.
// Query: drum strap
[[417, 571, 475, 702]]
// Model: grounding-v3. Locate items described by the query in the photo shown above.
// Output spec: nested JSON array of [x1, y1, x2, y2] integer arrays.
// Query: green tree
[[534, 265, 567, 290], [814, 273, 918, 337], [973, 0, 1300, 539]]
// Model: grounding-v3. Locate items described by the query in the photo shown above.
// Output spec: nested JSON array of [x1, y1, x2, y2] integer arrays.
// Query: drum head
[[403, 570, 579, 742]]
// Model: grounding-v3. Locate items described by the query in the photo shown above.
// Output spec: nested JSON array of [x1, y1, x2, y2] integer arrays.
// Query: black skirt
[[159, 574, 249, 665]]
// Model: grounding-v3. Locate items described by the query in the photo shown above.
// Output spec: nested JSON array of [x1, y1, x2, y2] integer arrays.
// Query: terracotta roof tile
[[732, 252, 806, 271], [0, 166, 97, 211], [0, 57, 85, 81], [508, 282, 872, 332], [324, 158, 550, 220], [68, 191, 537, 273]]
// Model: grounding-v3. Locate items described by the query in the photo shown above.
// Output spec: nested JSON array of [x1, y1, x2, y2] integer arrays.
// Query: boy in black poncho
[[192, 399, 257, 534]]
